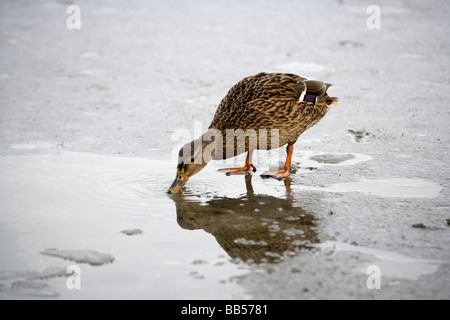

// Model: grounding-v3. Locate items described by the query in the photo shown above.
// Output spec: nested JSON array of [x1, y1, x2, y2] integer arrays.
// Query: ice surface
[[310, 153, 355, 164], [326, 178, 443, 199], [28, 267, 68, 280], [319, 241, 439, 280], [0, 267, 67, 299], [0, 0, 449, 299], [291, 178, 442, 198], [40, 249, 115, 266], [275, 62, 327, 76], [120, 229, 143, 236], [9, 281, 59, 298]]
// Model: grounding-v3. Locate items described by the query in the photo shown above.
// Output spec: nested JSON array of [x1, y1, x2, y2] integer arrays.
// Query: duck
[[167, 72, 339, 194]]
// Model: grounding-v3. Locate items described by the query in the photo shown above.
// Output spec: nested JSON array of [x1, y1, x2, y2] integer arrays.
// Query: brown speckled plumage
[[167, 72, 339, 193], [209, 72, 339, 158]]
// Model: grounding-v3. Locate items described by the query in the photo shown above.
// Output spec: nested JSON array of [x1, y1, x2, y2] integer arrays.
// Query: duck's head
[[167, 141, 209, 194]]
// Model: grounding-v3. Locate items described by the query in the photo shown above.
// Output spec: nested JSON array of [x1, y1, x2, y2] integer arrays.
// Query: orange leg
[[219, 150, 256, 175], [261, 145, 293, 178]]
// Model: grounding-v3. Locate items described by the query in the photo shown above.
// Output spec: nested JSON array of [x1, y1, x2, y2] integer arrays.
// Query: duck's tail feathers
[[329, 96, 340, 107], [317, 94, 339, 108]]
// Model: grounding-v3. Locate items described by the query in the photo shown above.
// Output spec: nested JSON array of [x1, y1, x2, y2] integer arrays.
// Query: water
[[0, 151, 444, 298], [0, 152, 250, 299], [0, 151, 334, 298], [0, 151, 325, 298]]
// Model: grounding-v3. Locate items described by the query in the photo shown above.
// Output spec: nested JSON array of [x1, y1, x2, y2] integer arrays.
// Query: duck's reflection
[[172, 175, 319, 263]]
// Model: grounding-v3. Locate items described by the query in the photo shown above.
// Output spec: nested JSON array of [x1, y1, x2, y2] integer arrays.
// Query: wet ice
[[1, 0, 449, 299]]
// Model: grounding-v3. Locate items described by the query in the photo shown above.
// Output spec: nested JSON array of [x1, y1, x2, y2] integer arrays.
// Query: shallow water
[[0, 151, 444, 298], [0, 152, 249, 298], [0, 151, 321, 298], [0, 151, 329, 298]]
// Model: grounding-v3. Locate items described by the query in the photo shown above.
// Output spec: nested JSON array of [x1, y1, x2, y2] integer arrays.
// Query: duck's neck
[[190, 128, 223, 165]]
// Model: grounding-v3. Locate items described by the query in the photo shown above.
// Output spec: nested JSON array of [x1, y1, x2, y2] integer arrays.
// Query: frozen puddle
[[294, 178, 442, 199], [326, 178, 442, 198], [265, 151, 372, 173], [319, 241, 439, 280], [295, 150, 372, 168]]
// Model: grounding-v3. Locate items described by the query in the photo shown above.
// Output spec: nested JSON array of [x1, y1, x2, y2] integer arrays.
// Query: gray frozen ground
[[0, 0, 449, 299]]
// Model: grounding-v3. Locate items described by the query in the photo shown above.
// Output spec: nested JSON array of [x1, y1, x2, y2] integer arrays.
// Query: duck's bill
[[167, 171, 189, 194]]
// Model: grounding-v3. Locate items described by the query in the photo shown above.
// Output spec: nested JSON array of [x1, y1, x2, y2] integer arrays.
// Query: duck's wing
[[209, 73, 307, 130]]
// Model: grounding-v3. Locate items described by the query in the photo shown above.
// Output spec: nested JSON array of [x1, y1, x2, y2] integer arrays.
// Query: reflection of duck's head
[[171, 175, 319, 264]]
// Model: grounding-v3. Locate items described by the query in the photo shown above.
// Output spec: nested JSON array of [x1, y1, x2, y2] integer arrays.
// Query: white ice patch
[[400, 53, 422, 59], [345, 6, 410, 15], [79, 51, 100, 58], [326, 178, 442, 199], [319, 241, 439, 280], [41, 249, 115, 266], [269, 151, 372, 174], [296, 151, 372, 167], [275, 62, 327, 76], [78, 69, 102, 77], [294, 178, 442, 199], [9, 141, 57, 150]]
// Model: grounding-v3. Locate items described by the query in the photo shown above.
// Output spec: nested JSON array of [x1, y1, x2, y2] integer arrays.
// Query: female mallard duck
[[167, 72, 339, 194]]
